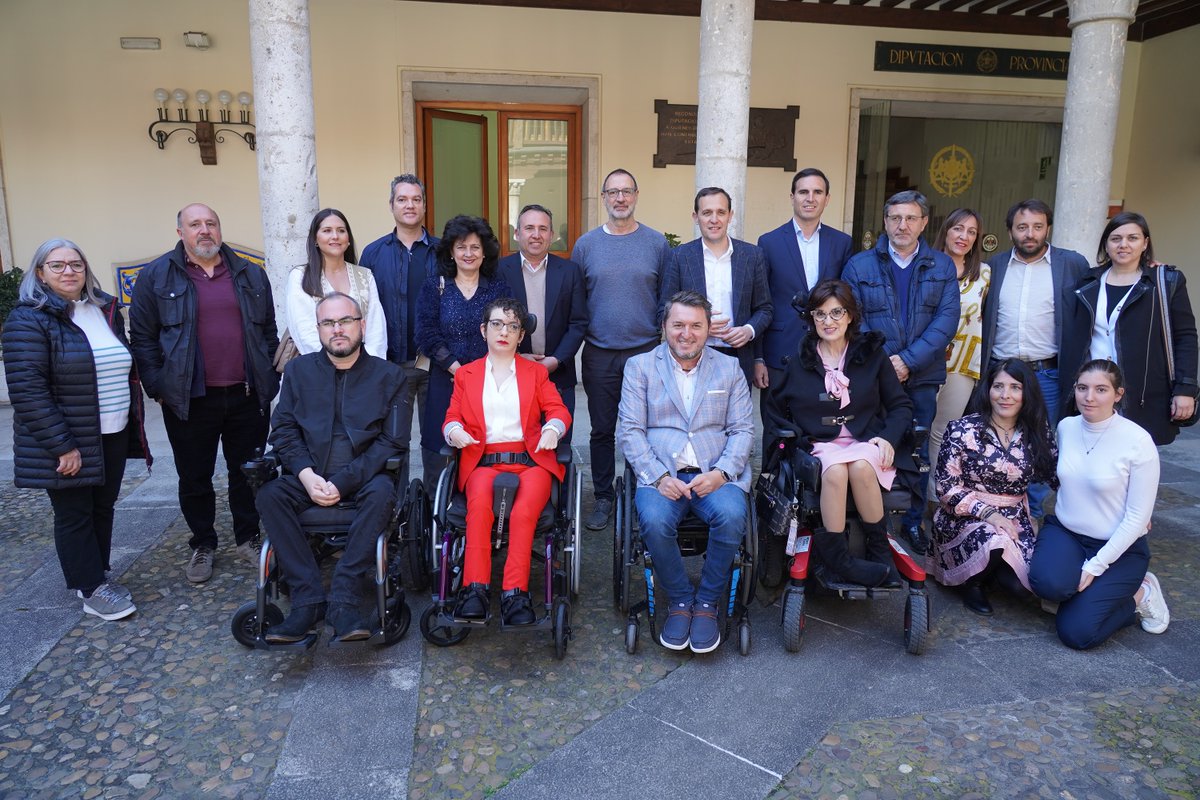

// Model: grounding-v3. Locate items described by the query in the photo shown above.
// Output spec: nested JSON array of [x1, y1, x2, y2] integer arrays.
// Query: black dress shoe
[[454, 583, 490, 619], [962, 582, 994, 616], [327, 603, 372, 641], [265, 602, 326, 643], [903, 524, 929, 556], [501, 588, 536, 626]]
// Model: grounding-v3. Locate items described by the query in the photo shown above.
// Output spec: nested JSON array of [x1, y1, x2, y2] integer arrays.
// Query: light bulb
[[172, 88, 189, 105], [237, 92, 252, 107], [154, 88, 169, 104], [196, 89, 211, 105], [217, 90, 233, 106]]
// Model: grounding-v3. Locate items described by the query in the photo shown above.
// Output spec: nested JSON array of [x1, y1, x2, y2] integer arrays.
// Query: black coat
[[495, 253, 589, 391], [268, 351, 407, 497], [3, 291, 150, 490], [1060, 265, 1199, 445], [128, 242, 280, 419], [764, 331, 913, 450]]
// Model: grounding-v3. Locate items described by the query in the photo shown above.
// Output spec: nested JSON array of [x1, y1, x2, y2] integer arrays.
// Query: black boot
[[961, 579, 993, 616], [813, 528, 890, 587], [327, 602, 372, 641], [454, 582, 490, 619], [861, 520, 902, 588], [265, 601, 326, 643], [500, 588, 536, 626]]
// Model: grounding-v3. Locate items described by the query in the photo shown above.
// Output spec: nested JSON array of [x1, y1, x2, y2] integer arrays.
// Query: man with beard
[[572, 168, 670, 531], [130, 203, 280, 583], [980, 199, 1089, 522], [617, 291, 753, 654], [254, 292, 408, 642]]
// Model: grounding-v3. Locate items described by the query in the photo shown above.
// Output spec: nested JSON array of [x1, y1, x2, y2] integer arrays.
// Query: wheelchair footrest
[[253, 633, 320, 651], [822, 581, 902, 599]]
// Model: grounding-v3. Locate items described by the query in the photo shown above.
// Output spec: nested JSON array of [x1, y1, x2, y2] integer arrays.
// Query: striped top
[[73, 301, 132, 434]]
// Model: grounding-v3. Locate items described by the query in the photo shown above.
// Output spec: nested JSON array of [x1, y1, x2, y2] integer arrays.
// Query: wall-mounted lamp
[[148, 88, 255, 165]]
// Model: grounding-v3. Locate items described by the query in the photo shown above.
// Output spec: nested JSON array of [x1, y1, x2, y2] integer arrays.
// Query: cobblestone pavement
[[1, 407, 1198, 798]]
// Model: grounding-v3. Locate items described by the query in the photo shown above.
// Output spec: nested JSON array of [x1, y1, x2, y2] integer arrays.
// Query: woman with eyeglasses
[[3, 240, 151, 621], [442, 298, 570, 625], [765, 279, 912, 587], [416, 215, 511, 479], [285, 208, 387, 358], [1029, 359, 1169, 648], [927, 208, 991, 502]]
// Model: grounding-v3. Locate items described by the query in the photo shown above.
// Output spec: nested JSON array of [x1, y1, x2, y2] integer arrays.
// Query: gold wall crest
[[929, 144, 975, 198]]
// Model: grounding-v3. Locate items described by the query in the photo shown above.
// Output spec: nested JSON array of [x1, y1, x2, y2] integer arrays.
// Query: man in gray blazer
[[617, 290, 753, 654]]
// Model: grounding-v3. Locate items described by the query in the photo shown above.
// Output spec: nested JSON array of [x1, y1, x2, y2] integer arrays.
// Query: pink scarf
[[822, 345, 851, 409]]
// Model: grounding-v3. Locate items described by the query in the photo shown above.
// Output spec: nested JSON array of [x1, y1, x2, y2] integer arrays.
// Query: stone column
[[248, 0, 318, 321], [1053, 0, 1138, 259], [695, 0, 754, 239]]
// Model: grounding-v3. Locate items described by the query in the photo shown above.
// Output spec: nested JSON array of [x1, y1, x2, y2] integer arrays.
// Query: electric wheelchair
[[612, 463, 758, 656], [418, 443, 582, 660], [231, 451, 429, 650], [756, 428, 931, 655]]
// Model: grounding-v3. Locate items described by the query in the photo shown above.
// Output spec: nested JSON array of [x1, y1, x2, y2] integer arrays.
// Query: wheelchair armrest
[[385, 456, 403, 473], [556, 439, 572, 464], [241, 448, 280, 488], [793, 449, 822, 490], [771, 428, 797, 440]]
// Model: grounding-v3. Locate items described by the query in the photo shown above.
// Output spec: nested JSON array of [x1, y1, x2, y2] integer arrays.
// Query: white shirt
[[480, 356, 523, 444], [671, 354, 702, 469], [793, 221, 822, 290], [888, 241, 917, 270], [993, 248, 1056, 361], [703, 239, 735, 348], [72, 301, 132, 435]]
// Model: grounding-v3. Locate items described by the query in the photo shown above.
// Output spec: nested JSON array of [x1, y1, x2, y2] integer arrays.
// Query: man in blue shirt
[[841, 190, 959, 554], [359, 174, 442, 488]]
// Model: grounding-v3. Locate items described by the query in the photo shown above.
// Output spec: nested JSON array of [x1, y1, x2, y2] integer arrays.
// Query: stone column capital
[[1068, 0, 1138, 29]]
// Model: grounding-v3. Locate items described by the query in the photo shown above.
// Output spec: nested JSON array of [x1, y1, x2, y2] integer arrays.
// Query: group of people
[[4, 164, 1189, 653]]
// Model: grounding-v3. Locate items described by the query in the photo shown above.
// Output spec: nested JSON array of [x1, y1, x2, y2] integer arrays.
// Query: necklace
[[1082, 415, 1117, 454], [990, 418, 1016, 449]]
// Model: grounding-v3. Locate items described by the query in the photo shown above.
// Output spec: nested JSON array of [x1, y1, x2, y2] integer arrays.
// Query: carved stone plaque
[[653, 100, 798, 171]]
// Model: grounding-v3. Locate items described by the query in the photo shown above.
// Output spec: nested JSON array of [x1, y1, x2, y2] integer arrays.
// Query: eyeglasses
[[487, 320, 522, 334], [317, 316, 362, 330], [42, 260, 86, 274], [603, 188, 637, 199], [810, 307, 848, 322], [885, 214, 924, 226]]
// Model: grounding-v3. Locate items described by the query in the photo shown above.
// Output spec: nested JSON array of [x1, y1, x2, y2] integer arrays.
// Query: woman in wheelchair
[[765, 279, 912, 587], [442, 298, 571, 625], [929, 359, 1057, 615]]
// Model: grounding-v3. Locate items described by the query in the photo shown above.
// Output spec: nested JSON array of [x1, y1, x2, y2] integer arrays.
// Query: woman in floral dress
[[931, 358, 1057, 615]]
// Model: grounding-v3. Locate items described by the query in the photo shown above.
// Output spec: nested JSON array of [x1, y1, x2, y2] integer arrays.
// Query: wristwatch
[[719, 470, 735, 483]]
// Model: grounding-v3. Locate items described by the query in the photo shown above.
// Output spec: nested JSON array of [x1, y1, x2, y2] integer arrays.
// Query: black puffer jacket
[[3, 291, 151, 489]]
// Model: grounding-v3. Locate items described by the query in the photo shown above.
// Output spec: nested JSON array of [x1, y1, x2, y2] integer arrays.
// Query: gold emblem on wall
[[981, 233, 1000, 253], [977, 49, 998, 74], [929, 144, 975, 198]]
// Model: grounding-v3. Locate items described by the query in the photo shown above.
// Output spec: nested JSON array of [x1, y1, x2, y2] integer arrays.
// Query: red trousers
[[463, 460, 552, 590]]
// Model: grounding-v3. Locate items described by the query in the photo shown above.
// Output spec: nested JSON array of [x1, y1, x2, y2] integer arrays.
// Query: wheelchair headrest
[[523, 313, 538, 337]]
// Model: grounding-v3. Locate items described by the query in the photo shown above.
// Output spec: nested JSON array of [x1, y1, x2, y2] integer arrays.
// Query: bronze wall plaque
[[653, 100, 799, 170]]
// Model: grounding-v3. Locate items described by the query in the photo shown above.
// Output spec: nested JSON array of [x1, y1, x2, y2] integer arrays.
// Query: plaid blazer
[[617, 343, 754, 490]]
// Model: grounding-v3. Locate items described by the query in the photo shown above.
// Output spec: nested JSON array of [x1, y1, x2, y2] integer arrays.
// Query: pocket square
[[707, 389, 727, 395]]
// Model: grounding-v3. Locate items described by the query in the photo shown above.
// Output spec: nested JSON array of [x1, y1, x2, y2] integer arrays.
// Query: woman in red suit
[[443, 298, 571, 625]]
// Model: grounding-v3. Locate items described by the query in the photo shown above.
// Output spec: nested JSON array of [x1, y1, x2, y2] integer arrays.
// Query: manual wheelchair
[[756, 428, 932, 655], [418, 444, 582, 660], [612, 463, 757, 656], [230, 451, 428, 650]]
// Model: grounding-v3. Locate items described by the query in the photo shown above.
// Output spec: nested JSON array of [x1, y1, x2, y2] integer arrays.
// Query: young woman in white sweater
[[1029, 359, 1170, 649]]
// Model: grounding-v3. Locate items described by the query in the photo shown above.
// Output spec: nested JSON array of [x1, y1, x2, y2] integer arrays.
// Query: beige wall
[[1123, 24, 1200, 273], [0, 0, 1163, 293]]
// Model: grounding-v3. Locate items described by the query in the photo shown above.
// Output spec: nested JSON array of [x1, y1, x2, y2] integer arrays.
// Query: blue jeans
[[1026, 367, 1060, 519], [1028, 515, 1148, 650], [902, 384, 939, 529], [636, 482, 746, 605]]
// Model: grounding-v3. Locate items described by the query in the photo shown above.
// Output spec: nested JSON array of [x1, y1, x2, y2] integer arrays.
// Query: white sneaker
[[78, 582, 132, 602], [1135, 572, 1170, 634], [81, 583, 137, 621]]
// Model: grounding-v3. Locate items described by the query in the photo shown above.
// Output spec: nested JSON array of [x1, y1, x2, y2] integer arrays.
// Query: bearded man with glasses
[[841, 190, 959, 554]]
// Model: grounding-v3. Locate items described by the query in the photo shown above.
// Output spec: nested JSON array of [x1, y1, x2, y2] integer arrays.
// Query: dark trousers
[[581, 341, 656, 502], [162, 386, 269, 551], [902, 383, 939, 528], [46, 427, 130, 593], [400, 363, 444, 489], [256, 473, 395, 608], [552, 379, 577, 448], [1029, 516, 1148, 650]]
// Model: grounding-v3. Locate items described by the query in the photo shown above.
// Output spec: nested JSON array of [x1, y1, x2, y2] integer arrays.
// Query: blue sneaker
[[689, 602, 721, 653], [660, 601, 692, 650]]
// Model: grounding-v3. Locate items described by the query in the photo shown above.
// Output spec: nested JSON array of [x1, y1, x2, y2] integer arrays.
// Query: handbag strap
[[1156, 265, 1175, 384]]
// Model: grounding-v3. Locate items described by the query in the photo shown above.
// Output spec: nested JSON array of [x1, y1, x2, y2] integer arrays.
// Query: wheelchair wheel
[[612, 477, 629, 611], [624, 619, 639, 654], [231, 601, 284, 648], [419, 604, 471, 647], [381, 596, 412, 646], [737, 619, 751, 657], [552, 599, 570, 661], [904, 592, 929, 655], [759, 528, 787, 589], [400, 480, 430, 592], [568, 474, 583, 600], [782, 589, 806, 653]]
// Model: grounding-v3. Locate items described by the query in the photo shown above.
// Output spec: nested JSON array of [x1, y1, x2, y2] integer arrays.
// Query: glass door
[[498, 111, 580, 257], [422, 109, 489, 237]]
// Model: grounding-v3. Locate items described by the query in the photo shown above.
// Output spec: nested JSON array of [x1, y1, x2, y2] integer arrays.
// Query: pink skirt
[[811, 428, 896, 491]]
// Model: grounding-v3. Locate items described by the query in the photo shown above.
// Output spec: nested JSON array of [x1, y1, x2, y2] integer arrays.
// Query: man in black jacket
[[129, 203, 280, 584], [257, 292, 407, 642]]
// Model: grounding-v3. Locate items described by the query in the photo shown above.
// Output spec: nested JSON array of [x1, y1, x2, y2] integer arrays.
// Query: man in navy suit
[[659, 187, 772, 389], [496, 204, 589, 444], [755, 168, 854, 444]]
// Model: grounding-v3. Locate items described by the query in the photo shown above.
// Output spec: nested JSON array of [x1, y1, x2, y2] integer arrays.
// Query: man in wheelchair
[[617, 290, 754, 653], [256, 292, 408, 643], [443, 298, 571, 626]]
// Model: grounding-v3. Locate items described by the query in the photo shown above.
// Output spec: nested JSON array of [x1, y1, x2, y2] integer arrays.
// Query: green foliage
[[664, 232, 682, 248], [0, 266, 22, 332]]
